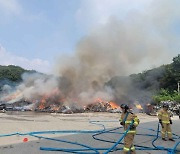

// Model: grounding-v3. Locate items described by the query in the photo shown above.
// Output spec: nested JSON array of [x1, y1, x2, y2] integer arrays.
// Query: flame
[[135, 104, 143, 110], [4, 91, 22, 102], [109, 102, 120, 109], [39, 98, 46, 110], [38, 88, 63, 110], [50, 105, 60, 111]]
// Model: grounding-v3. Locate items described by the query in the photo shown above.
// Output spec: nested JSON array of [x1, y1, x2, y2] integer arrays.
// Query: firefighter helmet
[[120, 104, 129, 110], [163, 103, 169, 108]]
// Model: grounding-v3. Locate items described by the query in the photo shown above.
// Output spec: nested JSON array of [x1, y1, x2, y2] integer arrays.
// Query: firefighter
[[158, 103, 175, 141], [119, 104, 140, 154]]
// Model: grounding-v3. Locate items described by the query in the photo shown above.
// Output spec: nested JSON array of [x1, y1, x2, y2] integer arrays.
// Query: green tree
[[0, 65, 36, 82]]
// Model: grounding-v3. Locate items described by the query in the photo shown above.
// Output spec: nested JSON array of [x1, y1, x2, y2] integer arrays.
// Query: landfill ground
[[0, 112, 179, 154]]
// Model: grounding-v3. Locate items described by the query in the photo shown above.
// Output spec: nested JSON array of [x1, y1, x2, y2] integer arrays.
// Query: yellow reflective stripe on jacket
[[134, 122, 138, 125], [125, 130, 136, 134], [167, 132, 172, 134], [161, 131, 165, 134], [131, 146, 135, 151], [162, 121, 170, 124], [123, 147, 130, 151], [125, 121, 132, 124]]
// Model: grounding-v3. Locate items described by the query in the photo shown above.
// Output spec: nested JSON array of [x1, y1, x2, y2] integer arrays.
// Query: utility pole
[[178, 82, 180, 95]]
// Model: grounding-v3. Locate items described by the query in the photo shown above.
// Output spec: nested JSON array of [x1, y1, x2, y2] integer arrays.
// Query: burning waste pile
[[1, 71, 176, 115], [0, 73, 121, 113]]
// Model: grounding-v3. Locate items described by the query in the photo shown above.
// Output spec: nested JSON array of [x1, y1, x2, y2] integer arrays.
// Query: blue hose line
[[27, 121, 179, 153], [0, 130, 104, 138], [92, 136, 171, 152], [40, 147, 123, 152], [35, 121, 108, 153], [169, 141, 180, 154], [29, 130, 104, 135], [30, 133, 99, 154], [0, 120, 110, 137], [139, 125, 180, 139], [0, 119, 179, 153], [0, 132, 31, 137], [93, 132, 164, 150], [151, 123, 178, 153], [103, 120, 134, 154], [151, 122, 169, 151], [152, 122, 160, 148], [91, 127, 123, 148], [96, 131, 158, 137], [93, 121, 179, 153], [89, 121, 106, 131], [92, 128, 157, 151], [41, 148, 97, 154], [92, 127, 121, 136], [0, 132, 19, 137]]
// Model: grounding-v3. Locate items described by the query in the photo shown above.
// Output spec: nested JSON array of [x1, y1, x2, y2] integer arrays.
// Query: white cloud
[[0, 0, 46, 24], [75, 0, 153, 27], [0, 45, 51, 73], [0, 0, 22, 15]]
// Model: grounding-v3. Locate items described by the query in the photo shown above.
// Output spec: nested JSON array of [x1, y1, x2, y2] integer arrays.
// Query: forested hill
[[130, 54, 180, 92], [0, 65, 36, 82], [106, 54, 180, 103]]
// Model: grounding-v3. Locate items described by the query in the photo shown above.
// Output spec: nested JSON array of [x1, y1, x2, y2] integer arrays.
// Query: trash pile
[[0, 100, 121, 114]]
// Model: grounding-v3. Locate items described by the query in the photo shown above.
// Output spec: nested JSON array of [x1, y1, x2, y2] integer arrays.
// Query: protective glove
[[159, 119, 162, 124], [159, 119, 164, 128], [120, 122, 125, 126], [169, 120, 172, 124], [129, 125, 136, 130]]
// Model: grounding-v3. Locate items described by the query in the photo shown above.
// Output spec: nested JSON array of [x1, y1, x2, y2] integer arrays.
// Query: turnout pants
[[161, 123, 172, 139], [123, 133, 136, 154]]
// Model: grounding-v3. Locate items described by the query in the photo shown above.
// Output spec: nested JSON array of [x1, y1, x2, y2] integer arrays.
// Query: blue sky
[[0, 0, 84, 72], [0, 0, 179, 73]]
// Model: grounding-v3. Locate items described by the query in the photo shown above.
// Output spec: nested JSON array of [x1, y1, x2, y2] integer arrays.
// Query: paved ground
[[0, 112, 179, 154]]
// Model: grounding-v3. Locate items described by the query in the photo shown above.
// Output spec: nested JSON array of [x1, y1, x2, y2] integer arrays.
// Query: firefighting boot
[[162, 138, 167, 141], [130, 150, 136, 154], [169, 138, 175, 141]]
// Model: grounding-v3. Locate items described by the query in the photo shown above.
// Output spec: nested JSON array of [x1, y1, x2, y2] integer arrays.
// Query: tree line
[[130, 54, 180, 104], [0, 65, 36, 91]]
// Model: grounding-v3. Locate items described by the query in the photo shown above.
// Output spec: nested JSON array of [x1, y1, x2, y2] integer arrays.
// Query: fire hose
[[0, 121, 179, 153], [37, 121, 180, 153]]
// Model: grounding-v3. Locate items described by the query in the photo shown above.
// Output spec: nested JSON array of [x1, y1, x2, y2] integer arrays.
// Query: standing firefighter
[[158, 103, 175, 141], [119, 104, 140, 154]]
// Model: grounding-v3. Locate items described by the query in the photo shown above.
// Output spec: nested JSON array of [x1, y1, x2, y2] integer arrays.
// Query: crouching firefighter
[[158, 103, 175, 141], [119, 104, 140, 154]]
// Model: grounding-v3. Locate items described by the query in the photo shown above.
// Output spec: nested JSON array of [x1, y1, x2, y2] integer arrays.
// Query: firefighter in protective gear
[[119, 104, 140, 154], [158, 103, 175, 141]]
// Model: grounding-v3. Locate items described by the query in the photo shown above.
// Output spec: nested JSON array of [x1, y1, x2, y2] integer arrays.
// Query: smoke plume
[[54, 0, 180, 105]]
